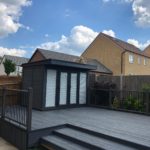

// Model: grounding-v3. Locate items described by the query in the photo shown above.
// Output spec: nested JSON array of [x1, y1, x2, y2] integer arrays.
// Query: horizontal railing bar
[[4, 88, 28, 93]]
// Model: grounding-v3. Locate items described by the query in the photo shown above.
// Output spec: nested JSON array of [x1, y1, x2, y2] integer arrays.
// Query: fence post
[[1, 87, 6, 119], [146, 92, 149, 113], [109, 88, 112, 108], [27, 87, 33, 132]]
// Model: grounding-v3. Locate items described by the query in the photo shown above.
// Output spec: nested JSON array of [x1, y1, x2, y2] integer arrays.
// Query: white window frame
[[129, 54, 134, 64], [138, 56, 141, 64], [144, 58, 147, 65]]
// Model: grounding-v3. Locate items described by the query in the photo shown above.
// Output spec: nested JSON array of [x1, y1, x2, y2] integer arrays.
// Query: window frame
[[138, 56, 141, 65], [129, 54, 134, 64]]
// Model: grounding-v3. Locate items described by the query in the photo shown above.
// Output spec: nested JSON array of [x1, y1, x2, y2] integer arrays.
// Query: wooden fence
[[90, 88, 150, 114], [89, 75, 150, 91], [0, 76, 21, 84]]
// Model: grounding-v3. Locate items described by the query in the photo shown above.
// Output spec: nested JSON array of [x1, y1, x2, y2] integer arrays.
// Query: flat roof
[[22, 59, 97, 70]]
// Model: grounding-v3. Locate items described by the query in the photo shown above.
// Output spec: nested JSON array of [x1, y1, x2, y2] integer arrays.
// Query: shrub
[[112, 96, 120, 109], [3, 59, 16, 76], [142, 84, 150, 92], [124, 94, 144, 112]]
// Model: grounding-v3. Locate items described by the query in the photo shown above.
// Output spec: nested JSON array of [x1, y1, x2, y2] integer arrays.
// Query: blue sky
[[0, 0, 150, 58]]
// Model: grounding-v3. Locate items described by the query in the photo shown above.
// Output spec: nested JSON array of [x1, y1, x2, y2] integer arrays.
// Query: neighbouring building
[[29, 48, 112, 75], [0, 55, 29, 76], [144, 44, 150, 57], [81, 33, 150, 75]]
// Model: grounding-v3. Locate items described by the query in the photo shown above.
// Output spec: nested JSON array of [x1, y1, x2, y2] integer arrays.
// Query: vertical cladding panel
[[45, 69, 57, 107], [22, 65, 45, 109], [22, 67, 33, 89], [32, 66, 44, 109], [59, 72, 67, 105], [70, 73, 77, 104], [79, 73, 87, 104]]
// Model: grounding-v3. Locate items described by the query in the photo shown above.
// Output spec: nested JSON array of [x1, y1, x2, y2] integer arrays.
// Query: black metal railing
[[90, 88, 150, 114], [0, 87, 33, 130]]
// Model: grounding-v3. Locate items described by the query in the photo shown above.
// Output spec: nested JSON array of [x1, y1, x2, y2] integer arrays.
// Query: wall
[[30, 51, 45, 62], [82, 34, 124, 75], [124, 51, 150, 75]]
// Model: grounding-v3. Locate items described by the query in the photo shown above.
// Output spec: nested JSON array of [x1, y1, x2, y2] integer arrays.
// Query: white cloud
[[0, 0, 32, 38], [44, 34, 49, 38], [127, 39, 150, 50], [102, 29, 116, 37], [0, 47, 27, 57], [102, 0, 150, 27], [132, 0, 150, 27], [39, 25, 98, 56]]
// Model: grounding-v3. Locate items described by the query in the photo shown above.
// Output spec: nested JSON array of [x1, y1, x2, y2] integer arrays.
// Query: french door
[[45, 69, 87, 108], [70, 73, 77, 104], [79, 73, 87, 104], [45, 69, 57, 107], [59, 72, 68, 105]]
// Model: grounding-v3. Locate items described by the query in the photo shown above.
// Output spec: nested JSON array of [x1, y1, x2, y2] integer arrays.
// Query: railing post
[[109, 88, 112, 108], [2, 87, 6, 119], [27, 87, 33, 131], [146, 92, 149, 113]]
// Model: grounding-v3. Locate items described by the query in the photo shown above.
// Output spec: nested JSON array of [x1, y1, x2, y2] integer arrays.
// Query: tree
[[3, 59, 16, 76]]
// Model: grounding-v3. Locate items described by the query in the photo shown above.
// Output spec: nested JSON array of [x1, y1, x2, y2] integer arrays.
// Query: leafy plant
[[124, 94, 144, 111], [3, 59, 16, 76], [112, 96, 120, 109], [142, 84, 150, 92]]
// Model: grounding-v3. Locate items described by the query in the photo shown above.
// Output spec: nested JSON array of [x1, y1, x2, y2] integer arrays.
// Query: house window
[[144, 58, 147, 65], [138, 56, 141, 64], [129, 54, 134, 63]]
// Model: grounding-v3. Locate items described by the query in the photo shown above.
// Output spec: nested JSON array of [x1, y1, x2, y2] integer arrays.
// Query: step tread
[[55, 128, 137, 150], [41, 135, 89, 150]]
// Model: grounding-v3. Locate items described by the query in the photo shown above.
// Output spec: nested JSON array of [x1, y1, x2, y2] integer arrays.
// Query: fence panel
[[90, 88, 150, 114], [90, 75, 150, 91]]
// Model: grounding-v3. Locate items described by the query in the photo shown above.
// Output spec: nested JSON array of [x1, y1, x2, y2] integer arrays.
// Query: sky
[[0, 0, 150, 58]]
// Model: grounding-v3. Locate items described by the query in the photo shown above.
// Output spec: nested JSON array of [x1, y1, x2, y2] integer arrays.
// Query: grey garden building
[[22, 59, 96, 110]]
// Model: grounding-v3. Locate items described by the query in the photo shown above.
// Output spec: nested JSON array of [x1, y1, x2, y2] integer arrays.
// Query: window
[[138, 56, 141, 64], [144, 58, 147, 65], [129, 54, 134, 63]]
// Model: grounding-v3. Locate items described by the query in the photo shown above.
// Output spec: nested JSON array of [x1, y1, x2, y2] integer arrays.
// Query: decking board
[[31, 107, 150, 147]]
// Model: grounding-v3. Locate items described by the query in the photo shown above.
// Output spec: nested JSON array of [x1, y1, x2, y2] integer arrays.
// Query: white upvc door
[[59, 72, 68, 105], [70, 73, 77, 104], [45, 69, 57, 107], [79, 73, 87, 104]]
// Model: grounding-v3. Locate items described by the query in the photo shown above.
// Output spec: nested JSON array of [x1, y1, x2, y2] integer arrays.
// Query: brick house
[[81, 33, 150, 75]]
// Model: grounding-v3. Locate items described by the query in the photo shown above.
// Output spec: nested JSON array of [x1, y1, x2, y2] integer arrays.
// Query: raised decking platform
[[1, 107, 150, 149], [31, 107, 150, 148]]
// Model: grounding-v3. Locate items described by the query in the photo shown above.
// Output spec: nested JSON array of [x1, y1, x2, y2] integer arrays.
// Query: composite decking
[[31, 107, 150, 148]]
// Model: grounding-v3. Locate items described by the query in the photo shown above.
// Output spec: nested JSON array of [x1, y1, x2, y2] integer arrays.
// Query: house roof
[[37, 48, 79, 62], [31, 48, 112, 74], [101, 33, 149, 57], [1, 55, 29, 66], [86, 59, 112, 74]]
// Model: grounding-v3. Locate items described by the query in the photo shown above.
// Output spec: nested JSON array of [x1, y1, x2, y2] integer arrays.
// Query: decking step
[[41, 135, 89, 150], [54, 127, 137, 150]]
